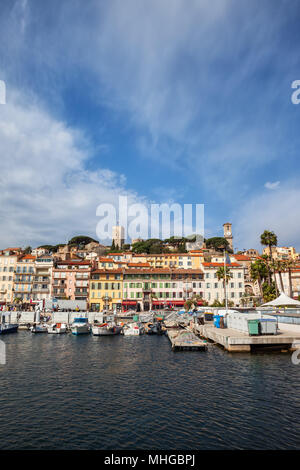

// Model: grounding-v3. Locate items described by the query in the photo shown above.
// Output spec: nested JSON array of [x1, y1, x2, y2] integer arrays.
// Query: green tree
[[68, 235, 97, 246], [260, 230, 277, 261], [250, 259, 269, 297], [205, 237, 231, 253], [283, 259, 295, 298], [262, 281, 277, 302]]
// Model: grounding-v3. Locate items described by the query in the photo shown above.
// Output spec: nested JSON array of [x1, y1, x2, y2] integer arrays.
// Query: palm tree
[[260, 230, 278, 289], [283, 259, 295, 298], [216, 266, 233, 305], [260, 230, 278, 261], [184, 294, 204, 311], [150, 292, 157, 311], [273, 260, 284, 293], [250, 260, 267, 297]]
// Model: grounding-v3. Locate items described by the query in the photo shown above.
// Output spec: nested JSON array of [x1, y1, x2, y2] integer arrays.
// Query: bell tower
[[223, 223, 233, 251]]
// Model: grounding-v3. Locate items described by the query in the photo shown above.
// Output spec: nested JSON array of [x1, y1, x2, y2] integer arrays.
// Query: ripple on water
[[0, 332, 300, 449]]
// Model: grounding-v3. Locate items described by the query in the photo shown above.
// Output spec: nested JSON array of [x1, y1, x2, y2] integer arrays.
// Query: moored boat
[[47, 322, 67, 334], [0, 323, 19, 334], [0, 313, 19, 334], [92, 322, 122, 336], [30, 323, 48, 333], [71, 317, 90, 335], [122, 322, 144, 336]]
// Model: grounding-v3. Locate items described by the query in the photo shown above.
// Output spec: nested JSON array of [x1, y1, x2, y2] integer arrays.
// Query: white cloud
[[234, 182, 300, 251], [0, 90, 146, 248], [264, 181, 280, 190]]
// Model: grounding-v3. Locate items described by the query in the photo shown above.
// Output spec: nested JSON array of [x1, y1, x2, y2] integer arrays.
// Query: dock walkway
[[193, 323, 300, 352]]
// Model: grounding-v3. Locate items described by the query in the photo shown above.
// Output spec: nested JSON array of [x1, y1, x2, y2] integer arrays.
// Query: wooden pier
[[192, 323, 300, 353], [167, 328, 207, 351]]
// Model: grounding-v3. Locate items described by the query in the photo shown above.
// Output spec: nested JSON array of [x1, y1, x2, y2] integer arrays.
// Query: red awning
[[122, 300, 137, 305]]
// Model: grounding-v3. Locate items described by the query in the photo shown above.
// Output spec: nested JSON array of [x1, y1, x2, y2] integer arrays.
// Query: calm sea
[[0, 331, 299, 449]]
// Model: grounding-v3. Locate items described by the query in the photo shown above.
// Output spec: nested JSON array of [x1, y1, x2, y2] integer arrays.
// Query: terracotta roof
[[91, 269, 123, 274], [127, 262, 151, 267], [98, 258, 115, 263], [202, 262, 241, 268], [55, 260, 91, 266], [19, 255, 36, 260], [233, 255, 251, 261]]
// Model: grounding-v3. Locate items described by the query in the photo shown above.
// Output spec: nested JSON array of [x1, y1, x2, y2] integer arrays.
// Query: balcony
[[142, 287, 152, 293], [32, 288, 50, 293]]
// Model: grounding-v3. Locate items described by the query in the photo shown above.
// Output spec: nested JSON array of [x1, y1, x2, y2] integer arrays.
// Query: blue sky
[[1, 0, 300, 250]]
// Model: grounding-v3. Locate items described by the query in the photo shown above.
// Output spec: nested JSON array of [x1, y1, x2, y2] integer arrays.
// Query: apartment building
[[89, 269, 123, 311], [202, 262, 245, 305], [123, 268, 204, 311], [0, 249, 19, 303], [52, 260, 91, 301], [32, 254, 54, 301], [14, 255, 36, 302], [263, 246, 299, 261]]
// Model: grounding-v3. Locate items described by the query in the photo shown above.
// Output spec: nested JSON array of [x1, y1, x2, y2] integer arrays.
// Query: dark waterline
[[0, 331, 300, 450]]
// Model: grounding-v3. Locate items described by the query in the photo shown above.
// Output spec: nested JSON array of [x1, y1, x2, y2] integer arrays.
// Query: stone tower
[[112, 225, 125, 249], [223, 223, 233, 251]]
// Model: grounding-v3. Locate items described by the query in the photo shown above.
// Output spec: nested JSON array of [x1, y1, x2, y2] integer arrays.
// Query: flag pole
[[224, 249, 228, 312]]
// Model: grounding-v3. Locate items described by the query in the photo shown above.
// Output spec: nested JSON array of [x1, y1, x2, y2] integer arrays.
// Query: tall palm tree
[[273, 260, 285, 293], [216, 266, 233, 304], [284, 259, 295, 298], [250, 259, 268, 297], [260, 230, 277, 262], [150, 292, 158, 311]]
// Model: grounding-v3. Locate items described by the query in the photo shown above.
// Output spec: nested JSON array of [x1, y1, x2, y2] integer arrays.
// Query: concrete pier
[[193, 323, 300, 353], [167, 328, 207, 351]]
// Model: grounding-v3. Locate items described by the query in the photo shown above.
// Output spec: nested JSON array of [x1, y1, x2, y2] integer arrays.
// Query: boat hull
[[0, 324, 18, 334], [30, 325, 48, 333], [92, 326, 122, 336], [71, 325, 90, 335]]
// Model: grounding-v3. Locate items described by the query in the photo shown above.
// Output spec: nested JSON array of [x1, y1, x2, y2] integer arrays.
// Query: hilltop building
[[112, 225, 125, 249]]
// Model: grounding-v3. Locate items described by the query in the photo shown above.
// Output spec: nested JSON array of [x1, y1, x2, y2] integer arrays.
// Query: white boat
[[71, 317, 90, 335], [30, 323, 48, 333], [92, 322, 123, 336], [47, 322, 67, 334], [122, 322, 144, 336]]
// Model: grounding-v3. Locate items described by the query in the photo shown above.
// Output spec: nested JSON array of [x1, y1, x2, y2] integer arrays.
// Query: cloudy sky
[[0, 0, 300, 250]]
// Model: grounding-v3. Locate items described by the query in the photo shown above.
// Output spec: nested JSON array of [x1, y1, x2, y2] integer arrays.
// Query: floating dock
[[193, 323, 300, 352], [167, 328, 207, 351]]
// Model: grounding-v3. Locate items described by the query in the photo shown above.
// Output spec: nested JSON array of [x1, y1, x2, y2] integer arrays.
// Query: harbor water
[[0, 331, 300, 449]]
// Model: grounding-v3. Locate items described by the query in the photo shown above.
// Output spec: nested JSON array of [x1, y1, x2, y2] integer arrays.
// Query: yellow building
[[89, 269, 123, 311]]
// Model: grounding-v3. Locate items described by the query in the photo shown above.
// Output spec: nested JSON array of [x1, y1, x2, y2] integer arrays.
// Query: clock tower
[[223, 223, 233, 251]]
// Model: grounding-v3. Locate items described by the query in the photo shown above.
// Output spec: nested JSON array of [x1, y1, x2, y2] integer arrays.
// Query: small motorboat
[[0, 323, 18, 334], [122, 322, 144, 336], [145, 321, 165, 335], [47, 322, 67, 334], [0, 313, 19, 334], [30, 323, 48, 333], [71, 317, 90, 335], [92, 322, 123, 336]]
